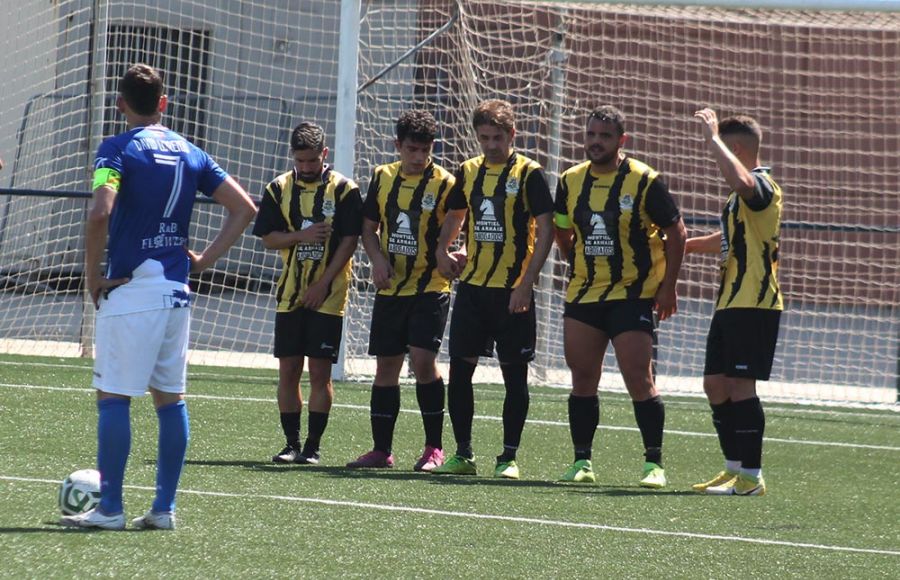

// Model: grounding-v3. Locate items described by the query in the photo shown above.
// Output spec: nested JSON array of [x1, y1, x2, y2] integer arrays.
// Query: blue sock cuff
[[98, 398, 130, 410], [156, 400, 186, 415]]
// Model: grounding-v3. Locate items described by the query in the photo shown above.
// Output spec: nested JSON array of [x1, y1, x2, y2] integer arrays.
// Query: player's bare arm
[[554, 223, 574, 259], [361, 217, 393, 290], [84, 184, 130, 308], [436, 208, 466, 279], [685, 231, 721, 254], [188, 176, 257, 273], [302, 234, 359, 310], [260, 221, 332, 250], [655, 217, 686, 321], [508, 210, 553, 313], [695, 108, 756, 201]]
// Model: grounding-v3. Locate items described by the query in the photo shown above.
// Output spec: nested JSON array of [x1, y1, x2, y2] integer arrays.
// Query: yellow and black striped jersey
[[446, 152, 553, 289], [716, 167, 783, 311], [554, 157, 681, 304], [253, 166, 362, 316], [362, 160, 455, 296]]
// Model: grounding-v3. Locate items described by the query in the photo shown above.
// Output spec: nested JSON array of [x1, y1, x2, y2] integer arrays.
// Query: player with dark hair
[[432, 99, 555, 479], [688, 109, 782, 496], [253, 121, 363, 466], [61, 64, 256, 530], [554, 105, 685, 487], [347, 110, 455, 471]]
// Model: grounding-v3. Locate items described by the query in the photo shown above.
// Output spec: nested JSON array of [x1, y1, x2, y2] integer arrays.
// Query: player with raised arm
[[554, 106, 685, 487], [431, 99, 555, 479], [60, 64, 256, 530], [253, 122, 363, 466], [688, 109, 782, 496], [346, 110, 454, 471]]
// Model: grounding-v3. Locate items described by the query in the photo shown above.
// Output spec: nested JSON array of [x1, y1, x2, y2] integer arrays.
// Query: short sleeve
[[336, 186, 364, 237], [196, 151, 228, 197], [524, 167, 554, 217], [553, 178, 572, 229], [252, 185, 288, 237], [744, 172, 776, 211], [362, 170, 382, 223], [446, 167, 467, 211], [644, 178, 681, 229]]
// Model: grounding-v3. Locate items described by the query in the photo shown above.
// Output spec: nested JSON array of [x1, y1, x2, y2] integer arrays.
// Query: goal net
[[1, 0, 897, 404]]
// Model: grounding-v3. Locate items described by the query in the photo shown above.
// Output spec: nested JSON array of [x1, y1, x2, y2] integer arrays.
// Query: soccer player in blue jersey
[[60, 64, 256, 530]]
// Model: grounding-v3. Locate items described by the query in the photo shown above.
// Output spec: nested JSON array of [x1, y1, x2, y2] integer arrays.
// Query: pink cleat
[[346, 449, 395, 468], [413, 446, 445, 472]]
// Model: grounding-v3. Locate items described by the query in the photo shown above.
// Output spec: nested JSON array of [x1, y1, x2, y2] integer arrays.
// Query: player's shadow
[[181, 459, 285, 472], [561, 485, 700, 497], [0, 525, 76, 534]]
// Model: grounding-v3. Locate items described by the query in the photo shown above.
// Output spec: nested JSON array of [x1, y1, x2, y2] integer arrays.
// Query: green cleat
[[431, 454, 477, 475], [560, 459, 596, 483], [639, 462, 667, 489], [494, 459, 520, 479]]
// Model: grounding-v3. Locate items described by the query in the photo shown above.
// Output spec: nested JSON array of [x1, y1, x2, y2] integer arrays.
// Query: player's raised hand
[[87, 273, 130, 308], [694, 108, 719, 143], [297, 221, 332, 244]]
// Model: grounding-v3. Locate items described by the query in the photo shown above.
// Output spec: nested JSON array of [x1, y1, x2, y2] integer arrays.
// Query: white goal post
[[0, 0, 897, 405]]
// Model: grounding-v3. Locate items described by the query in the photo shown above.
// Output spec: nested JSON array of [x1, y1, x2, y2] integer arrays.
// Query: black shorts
[[274, 308, 343, 363], [368, 292, 450, 356], [448, 282, 536, 363], [704, 308, 781, 380], [563, 299, 657, 339]]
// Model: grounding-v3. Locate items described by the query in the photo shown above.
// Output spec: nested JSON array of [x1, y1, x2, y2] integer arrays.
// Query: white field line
[[2, 382, 898, 452], [2, 475, 898, 557], [2, 360, 899, 418]]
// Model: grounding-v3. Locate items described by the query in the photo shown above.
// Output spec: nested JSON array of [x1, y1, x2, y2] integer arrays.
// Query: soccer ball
[[58, 469, 102, 515]]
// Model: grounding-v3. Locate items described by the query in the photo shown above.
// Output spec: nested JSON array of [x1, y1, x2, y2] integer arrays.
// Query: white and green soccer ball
[[58, 469, 101, 515]]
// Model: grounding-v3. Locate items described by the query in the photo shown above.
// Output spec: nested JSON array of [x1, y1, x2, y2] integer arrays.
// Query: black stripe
[[462, 162, 490, 284], [285, 176, 305, 310], [417, 176, 450, 294], [481, 156, 516, 286], [585, 162, 630, 303], [757, 241, 773, 306], [625, 170, 652, 300], [504, 164, 532, 288], [571, 170, 596, 303], [724, 201, 746, 307], [394, 165, 434, 295], [303, 180, 331, 292], [384, 172, 405, 291]]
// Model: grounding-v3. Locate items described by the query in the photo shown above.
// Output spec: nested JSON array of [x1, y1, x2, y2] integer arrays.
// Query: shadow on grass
[[560, 485, 701, 497], [0, 522, 146, 534]]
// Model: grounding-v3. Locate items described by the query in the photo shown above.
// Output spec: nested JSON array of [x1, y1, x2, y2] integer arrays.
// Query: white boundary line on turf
[[3, 382, 899, 452], [3, 475, 899, 558]]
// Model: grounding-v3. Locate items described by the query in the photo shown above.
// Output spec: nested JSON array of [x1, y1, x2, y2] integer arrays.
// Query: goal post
[[1, 0, 898, 405]]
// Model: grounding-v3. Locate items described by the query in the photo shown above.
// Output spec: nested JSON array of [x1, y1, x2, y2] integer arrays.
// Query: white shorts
[[93, 307, 191, 397]]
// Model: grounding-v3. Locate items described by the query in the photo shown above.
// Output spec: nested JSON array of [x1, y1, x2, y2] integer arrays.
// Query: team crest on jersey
[[421, 193, 436, 211], [620, 194, 634, 211], [322, 199, 335, 218], [505, 176, 519, 195]]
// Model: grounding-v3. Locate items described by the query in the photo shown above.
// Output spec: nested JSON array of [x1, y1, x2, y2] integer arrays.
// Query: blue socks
[[152, 400, 190, 513], [97, 398, 131, 515]]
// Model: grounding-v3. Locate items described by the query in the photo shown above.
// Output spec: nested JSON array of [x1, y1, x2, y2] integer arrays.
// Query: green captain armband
[[92, 168, 122, 192], [554, 212, 572, 229]]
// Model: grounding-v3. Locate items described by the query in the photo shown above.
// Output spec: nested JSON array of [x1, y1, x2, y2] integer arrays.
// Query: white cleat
[[60, 508, 126, 530], [132, 509, 176, 530]]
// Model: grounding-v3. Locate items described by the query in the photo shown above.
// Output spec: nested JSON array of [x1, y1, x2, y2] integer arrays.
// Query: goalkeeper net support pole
[[1, 0, 898, 406]]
